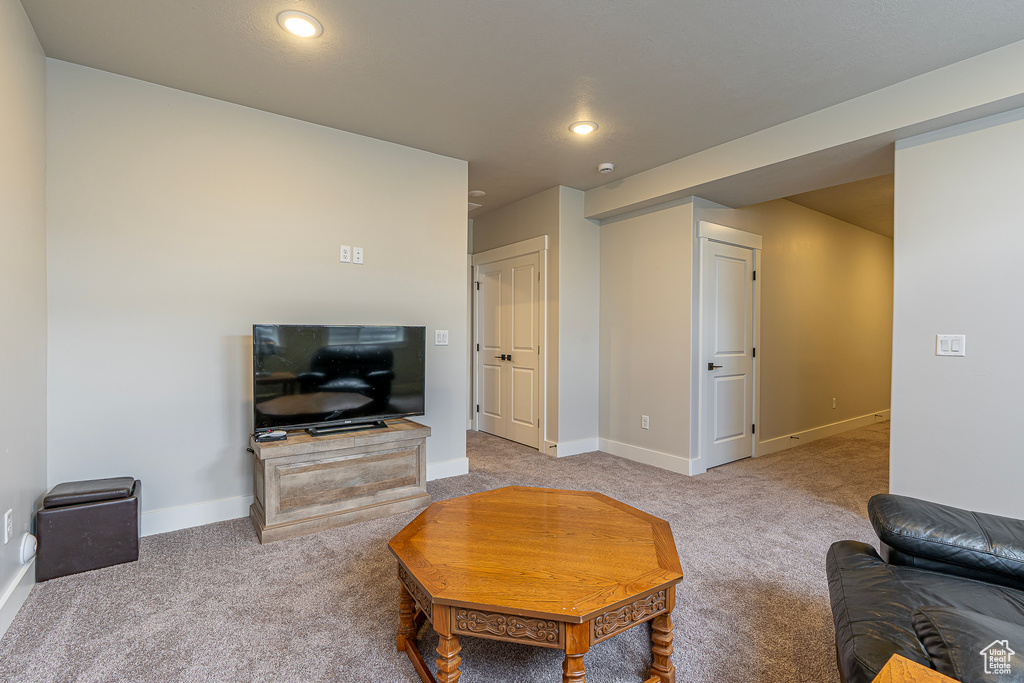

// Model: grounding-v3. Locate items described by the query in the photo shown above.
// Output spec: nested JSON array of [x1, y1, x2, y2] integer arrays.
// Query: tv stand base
[[305, 420, 387, 437], [249, 419, 431, 544]]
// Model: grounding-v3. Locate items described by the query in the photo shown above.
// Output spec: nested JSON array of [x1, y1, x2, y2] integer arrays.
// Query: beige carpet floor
[[0, 422, 888, 682]]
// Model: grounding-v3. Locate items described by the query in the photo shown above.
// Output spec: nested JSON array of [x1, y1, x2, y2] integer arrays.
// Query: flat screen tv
[[253, 324, 425, 434]]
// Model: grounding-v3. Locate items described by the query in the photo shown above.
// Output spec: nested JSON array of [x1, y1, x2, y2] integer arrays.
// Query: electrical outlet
[[641, 415, 650, 430], [353, 247, 364, 265], [3, 509, 12, 544], [340, 245, 351, 263]]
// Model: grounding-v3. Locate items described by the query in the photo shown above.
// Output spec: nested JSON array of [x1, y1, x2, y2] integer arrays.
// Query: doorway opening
[[471, 237, 547, 450]]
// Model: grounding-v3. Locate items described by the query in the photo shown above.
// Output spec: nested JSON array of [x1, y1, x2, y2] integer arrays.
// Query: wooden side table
[[872, 655, 958, 683], [389, 487, 684, 682]]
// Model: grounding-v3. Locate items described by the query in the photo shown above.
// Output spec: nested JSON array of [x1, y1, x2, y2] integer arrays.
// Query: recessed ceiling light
[[278, 11, 323, 38], [469, 190, 486, 197], [570, 121, 598, 135]]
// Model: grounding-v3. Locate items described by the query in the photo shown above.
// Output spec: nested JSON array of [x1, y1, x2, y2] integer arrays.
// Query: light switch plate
[[435, 330, 449, 346], [935, 334, 966, 357], [353, 247, 364, 265]]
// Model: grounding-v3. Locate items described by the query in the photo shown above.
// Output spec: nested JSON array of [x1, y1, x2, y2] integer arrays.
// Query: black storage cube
[[36, 477, 141, 582]]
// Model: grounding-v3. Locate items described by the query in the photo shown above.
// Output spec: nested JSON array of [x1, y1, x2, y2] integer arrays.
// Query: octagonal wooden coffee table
[[388, 486, 683, 682]]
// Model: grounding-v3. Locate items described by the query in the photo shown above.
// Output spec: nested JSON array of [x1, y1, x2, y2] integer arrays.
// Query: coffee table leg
[[563, 622, 590, 682], [649, 613, 675, 683], [436, 633, 462, 683], [563, 654, 586, 682], [397, 583, 418, 652]]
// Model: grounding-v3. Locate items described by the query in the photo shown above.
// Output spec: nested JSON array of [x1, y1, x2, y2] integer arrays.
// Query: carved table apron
[[385, 485, 679, 683], [396, 566, 677, 683]]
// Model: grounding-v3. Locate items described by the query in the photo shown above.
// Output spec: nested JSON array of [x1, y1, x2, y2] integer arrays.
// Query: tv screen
[[252, 324, 425, 432]]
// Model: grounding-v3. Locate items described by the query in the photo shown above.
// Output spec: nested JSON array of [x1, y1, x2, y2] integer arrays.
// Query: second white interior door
[[476, 252, 541, 449], [702, 239, 756, 468]]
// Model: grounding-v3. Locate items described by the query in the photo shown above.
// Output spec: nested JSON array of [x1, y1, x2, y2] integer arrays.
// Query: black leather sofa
[[827, 494, 1024, 683]]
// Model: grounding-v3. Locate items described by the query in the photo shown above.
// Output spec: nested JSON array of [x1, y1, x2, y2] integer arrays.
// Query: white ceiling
[[20, 0, 1024, 217]]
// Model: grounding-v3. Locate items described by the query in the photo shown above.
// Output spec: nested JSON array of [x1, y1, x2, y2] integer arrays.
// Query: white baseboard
[[140, 456, 473, 537], [466, 419, 473, 430], [598, 439, 698, 476], [427, 457, 469, 480], [0, 560, 35, 640], [141, 495, 253, 537], [757, 409, 891, 457], [555, 438, 600, 458]]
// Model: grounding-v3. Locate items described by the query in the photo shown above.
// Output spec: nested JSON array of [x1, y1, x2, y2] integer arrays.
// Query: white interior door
[[475, 253, 541, 448], [702, 240, 756, 468], [477, 260, 506, 437]]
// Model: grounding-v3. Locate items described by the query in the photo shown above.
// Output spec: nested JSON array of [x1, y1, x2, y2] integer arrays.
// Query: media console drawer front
[[277, 445, 419, 511], [268, 442, 424, 524], [249, 419, 431, 543]]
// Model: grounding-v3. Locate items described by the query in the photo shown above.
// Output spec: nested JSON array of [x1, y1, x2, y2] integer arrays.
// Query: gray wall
[[0, 0, 47, 629], [472, 187, 561, 442], [45, 61, 468, 528], [891, 108, 1024, 517], [557, 188, 600, 449], [470, 186, 601, 452], [600, 201, 696, 460]]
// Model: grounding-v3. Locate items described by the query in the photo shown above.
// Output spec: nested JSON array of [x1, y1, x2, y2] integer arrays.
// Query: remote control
[[255, 430, 288, 442]]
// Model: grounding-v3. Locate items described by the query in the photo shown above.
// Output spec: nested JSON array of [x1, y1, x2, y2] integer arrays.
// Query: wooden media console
[[249, 419, 431, 543]]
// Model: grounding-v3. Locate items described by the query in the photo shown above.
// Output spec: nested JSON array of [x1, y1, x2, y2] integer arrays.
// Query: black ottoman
[[36, 477, 141, 582]]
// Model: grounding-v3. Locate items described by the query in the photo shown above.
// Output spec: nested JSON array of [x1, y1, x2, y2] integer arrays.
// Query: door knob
[[495, 354, 507, 360], [506, 355, 513, 362], [708, 362, 723, 371]]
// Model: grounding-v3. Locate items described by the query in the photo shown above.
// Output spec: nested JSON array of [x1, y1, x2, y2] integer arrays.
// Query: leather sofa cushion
[[870, 494, 1024, 588], [912, 607, 1024, 682], [827, 541, 1024, 683], [43, 477, 136, 508]]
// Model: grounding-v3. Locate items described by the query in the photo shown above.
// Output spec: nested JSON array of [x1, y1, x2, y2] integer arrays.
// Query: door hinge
[[752, 424, 756, 435], [538, 272, 541, 281], [752, 347, 756, 358], [753, 270, 756, 281], [476, 343, 480, 352], [476, 404, 479, 413], [475, 281, 480, 290]]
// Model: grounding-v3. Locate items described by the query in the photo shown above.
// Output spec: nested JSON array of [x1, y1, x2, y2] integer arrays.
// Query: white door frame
[[690, 221, 762, 475], [471, 236, 548, 449]]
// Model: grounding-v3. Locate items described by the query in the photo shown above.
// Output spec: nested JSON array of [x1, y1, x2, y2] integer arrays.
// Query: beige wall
[[891, 108, 1024, 518], [45, 61, 468, 529], [706, 199, 894, 441], [472, 187, 561, 442], [0, 0, 47, 632], [600, 201, 696, 463], [598, 197, 892, 470]]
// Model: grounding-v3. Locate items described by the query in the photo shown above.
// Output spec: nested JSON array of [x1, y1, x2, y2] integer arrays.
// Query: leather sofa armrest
[[869, 494, 1024, 589]]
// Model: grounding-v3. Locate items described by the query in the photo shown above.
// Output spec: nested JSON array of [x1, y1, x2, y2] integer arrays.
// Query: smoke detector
[[598, 163, 615, 174]]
